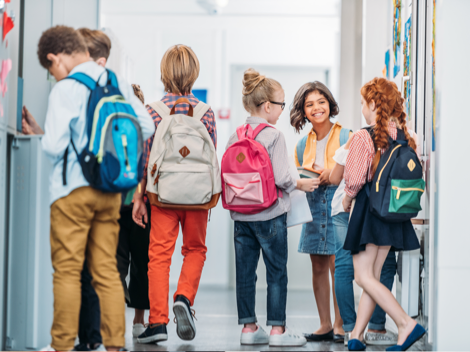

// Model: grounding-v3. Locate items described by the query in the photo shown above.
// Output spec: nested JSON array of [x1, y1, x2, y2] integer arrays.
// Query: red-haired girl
[[342, 78, 425, 351]]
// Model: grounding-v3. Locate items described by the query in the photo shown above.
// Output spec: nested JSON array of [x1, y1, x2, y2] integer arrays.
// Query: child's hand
[[296, 178, 320, 192], [342, 195, 353, 213], [132, 198, 148, 228], [319, 169, 331, 185]]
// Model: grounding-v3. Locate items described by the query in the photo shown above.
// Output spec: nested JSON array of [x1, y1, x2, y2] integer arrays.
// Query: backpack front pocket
[[223, 173, 264, 205], [157, 164, 213, 205], [389, 179, 425, 214]]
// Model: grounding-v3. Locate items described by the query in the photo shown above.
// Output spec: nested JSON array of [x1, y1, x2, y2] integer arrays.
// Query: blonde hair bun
[[242, 68, 266, 96]]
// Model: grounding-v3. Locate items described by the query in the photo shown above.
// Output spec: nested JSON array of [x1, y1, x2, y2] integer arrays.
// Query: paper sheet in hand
[[287, 157, 313, 228]]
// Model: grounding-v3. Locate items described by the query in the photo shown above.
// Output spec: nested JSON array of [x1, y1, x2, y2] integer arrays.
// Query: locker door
[[5, 136, 53, 351]]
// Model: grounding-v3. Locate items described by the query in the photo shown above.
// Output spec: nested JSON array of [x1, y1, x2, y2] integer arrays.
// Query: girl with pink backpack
[[222, 68, 319, 347]]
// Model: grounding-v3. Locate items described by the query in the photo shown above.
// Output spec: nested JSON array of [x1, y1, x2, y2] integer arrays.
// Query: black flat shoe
[[334, 333, 345, 343], [304, 329, 334, 342]]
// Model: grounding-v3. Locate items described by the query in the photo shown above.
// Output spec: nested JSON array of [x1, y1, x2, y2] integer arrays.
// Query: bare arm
[[329, 163, 345, 185]]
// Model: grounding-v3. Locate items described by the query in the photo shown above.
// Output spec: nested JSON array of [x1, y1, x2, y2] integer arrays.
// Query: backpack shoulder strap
[[396, 128, 406, 141], [106, 69, 119, 88], [296, 135, 308, 166], [65, 72, 96, 91], [252, 123, 273, 139], [340, 127, 352, 146], [148, 101, 171, 119], [193, 102, 211, 121]]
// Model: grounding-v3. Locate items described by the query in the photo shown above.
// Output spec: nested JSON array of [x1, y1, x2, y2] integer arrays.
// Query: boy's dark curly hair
[[37, 25, 87, 69]]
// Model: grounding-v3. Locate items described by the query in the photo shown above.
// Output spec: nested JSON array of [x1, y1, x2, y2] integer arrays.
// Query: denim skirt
[[298, 185, 337, 255]]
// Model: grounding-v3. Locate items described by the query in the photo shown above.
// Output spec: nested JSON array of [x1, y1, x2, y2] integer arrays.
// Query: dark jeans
[[78, 204, 151, 345], [78, 261, 102, 346], [116, 205, 151, 309], [333, 212, 398, 331], [234, 213, 288, 326]]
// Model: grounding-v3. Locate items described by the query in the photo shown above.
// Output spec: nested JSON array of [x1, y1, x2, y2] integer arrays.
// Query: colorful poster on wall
[[432, 0, 436, 151], [393, 0, 402, 78], [383, 49, 390, 79], [403, 16, 412, 121]]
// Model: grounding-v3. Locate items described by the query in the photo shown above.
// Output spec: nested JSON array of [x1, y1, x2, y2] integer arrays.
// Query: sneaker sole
[[173, 301, 196, 341], [269, 343, 307, 347], [365, 340, 397, 346], [241, 339, 269, 346], [137, 333, 168, 344]]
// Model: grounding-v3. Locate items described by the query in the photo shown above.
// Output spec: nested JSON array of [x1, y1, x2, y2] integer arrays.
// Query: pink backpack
[[221, 123, 281, 214]]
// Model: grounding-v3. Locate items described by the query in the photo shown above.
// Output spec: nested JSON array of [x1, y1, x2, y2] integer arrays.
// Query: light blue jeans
[[333, 212, 397, 331]]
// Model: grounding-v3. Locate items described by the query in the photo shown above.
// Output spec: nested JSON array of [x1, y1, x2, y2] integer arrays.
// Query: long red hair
[[361, 77, 416, 175]]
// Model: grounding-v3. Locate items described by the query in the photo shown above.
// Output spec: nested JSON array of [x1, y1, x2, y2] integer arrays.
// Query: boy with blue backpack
[[38, 25, 155, 351]]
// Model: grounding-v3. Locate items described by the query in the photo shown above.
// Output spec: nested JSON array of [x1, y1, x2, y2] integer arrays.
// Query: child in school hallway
[[23, 28, 151, 351], [291, 81, 350, 343], [225, 68, 319, 347], [342, 77, 424, 351], [329, 133, 399, 347], [38, 25, 155, 351], [132, 44, 217, 344]]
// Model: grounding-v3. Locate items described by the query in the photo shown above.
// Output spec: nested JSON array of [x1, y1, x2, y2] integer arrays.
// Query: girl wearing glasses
[[291, 82, 351, 344], [225, 68, 319, 347]]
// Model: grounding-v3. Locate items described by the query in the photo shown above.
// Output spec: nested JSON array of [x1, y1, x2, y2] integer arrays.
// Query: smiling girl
[[291, 82, 351, 343]]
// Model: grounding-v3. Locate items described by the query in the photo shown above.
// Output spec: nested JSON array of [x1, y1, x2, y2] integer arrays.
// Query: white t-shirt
[[313, 129, 332, 170], [331, 145, 349, 217]]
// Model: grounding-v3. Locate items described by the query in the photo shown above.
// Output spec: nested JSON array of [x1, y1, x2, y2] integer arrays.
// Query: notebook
[[297, 167, 321, 179]]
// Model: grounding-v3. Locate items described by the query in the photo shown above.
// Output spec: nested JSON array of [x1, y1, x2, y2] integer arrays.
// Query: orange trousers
[[148, 205, 208, 325]]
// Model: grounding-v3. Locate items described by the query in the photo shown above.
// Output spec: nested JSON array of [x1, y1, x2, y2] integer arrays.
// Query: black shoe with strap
[[173, 295, 197, 341], [137, 323, 168, 344]]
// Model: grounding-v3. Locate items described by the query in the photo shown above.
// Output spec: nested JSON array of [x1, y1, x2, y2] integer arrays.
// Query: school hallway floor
[[124, 287, 425, 351]]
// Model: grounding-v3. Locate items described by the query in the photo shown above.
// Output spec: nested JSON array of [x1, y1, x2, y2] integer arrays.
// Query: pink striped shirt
[[344, 121, 398, 198]]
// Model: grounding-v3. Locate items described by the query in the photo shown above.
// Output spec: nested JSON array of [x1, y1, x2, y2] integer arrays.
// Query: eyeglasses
[[257, 101, 286, 110]]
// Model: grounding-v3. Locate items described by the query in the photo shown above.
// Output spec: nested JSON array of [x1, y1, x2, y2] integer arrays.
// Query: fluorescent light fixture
[[196, 0, 229, 15]]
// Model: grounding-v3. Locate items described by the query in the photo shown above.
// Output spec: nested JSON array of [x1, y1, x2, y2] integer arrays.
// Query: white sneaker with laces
[[132, 323, 147, 338], [269, 327, 307, 347], [240, 325, 269, 345], [365, 330, 398, 345], [40, 345, 56, 351]]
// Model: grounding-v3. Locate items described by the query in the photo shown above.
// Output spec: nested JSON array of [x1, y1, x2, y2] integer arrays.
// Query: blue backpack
[[296, 127, 351, 165], [62, 69, 144, 193]]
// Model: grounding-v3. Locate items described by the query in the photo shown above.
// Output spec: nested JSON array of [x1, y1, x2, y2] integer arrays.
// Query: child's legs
[[78, 260, 102, 346], [49, 187, 95, 351], [86, 191, 125, 348], [234, 221, 261, 325], [128, 202, 151, 312], [310, 254, 333, 331], [116, 208, 132, 304], [173, 209, 209, 305], [333, 213, 356, 332], [148, 206, 180, 325], [368, 250, 397, 331], [352, 244, 413, 343], [258, 214, 288, 326]]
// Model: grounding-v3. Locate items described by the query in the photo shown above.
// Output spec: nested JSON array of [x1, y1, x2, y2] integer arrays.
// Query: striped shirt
[[226, 117, 297, 222], [344, 121, 398, 198], [142, 93, 217, 180]]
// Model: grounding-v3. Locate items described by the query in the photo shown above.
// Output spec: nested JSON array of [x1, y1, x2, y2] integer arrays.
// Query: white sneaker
[[365, 330, 398, 345], [132, 323, 147, 338], [40, 345, 56, 351], [269, 327, 307, 347], [344, 331, 351, 346], [240, 325, 269, 345], [92, 344, 107, 351]]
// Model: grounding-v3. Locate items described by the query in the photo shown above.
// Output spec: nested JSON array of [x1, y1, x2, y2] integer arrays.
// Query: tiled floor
[[124, 287, 425, 351]]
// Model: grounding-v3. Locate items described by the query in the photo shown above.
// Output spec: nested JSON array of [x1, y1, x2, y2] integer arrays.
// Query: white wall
[[101, 0, 341, 288], [434, 0, 470, 349]]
